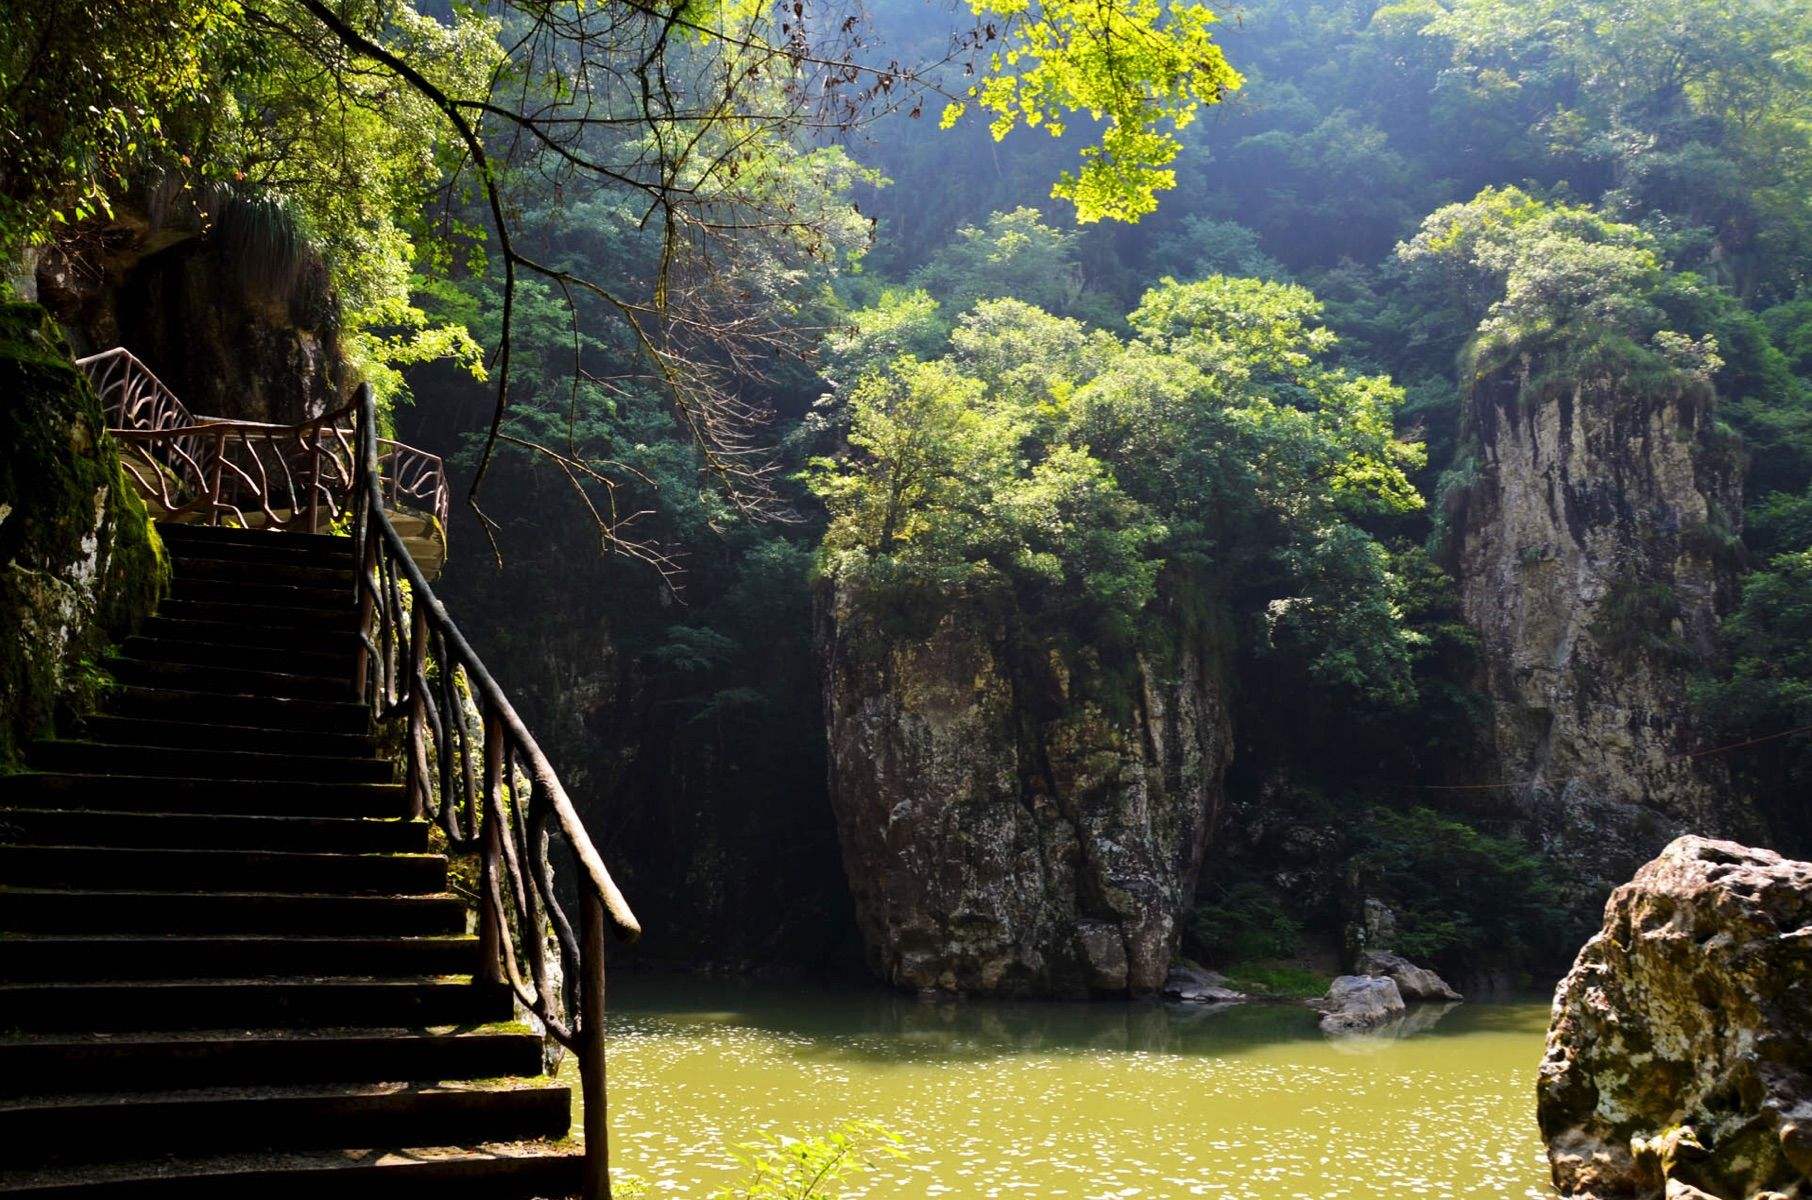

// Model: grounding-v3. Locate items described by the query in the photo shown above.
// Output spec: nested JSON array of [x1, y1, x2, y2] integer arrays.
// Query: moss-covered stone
[[0, 302, 168, 766]]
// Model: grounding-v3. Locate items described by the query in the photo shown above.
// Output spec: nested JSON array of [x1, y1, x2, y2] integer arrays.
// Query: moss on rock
[[0, 302, 168, 766]]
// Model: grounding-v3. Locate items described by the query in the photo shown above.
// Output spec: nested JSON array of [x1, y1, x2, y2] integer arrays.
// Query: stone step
[[2, 935, 480, 983], [169, 576, 352, 613], [0, 845, 445, 896], [119, 635, 354, 678], [138, 615, 362, 655], [0, 888, 465, 937], [107, 658, 355, 703], [0, 808, 426, 854], [0, 978, 514, 1033], [154, 598, 361, 633], [0, 1028, 545, 1095], [0, 774, 405, 818], [155, 524, 357, 559], [0, 1143, 582, 1198], [0, 1081, 570, 1166], [168, 555, 355, 590], [102, 687, 369, 734], [79, 715, 378, 759], [28, 742, 391, 784]]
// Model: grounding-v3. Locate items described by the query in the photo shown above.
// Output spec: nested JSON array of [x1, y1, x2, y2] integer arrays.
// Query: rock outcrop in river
[[1448, 356, 1754, 914], [817, 577, 1232, 996], [1539, 836, 1812, 1199]]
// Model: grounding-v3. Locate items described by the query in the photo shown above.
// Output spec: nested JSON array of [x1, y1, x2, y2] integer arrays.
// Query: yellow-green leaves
[[947, 0, 1242, 223]]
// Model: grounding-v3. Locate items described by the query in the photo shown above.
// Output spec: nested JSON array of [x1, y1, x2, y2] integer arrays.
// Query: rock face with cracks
[[1316, 975, 1406, 1032], [817, 576, 1232, 997], [1539, 836, 1812, 1199], [1448, 356, 1755, 923], [1357, 951, 1463, 1002]]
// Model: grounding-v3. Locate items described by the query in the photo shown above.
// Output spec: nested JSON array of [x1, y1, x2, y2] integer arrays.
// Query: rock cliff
[[1540, 836, 1812, 1200], [1448, 355, 1753, 915], [32, 194, 343, 423], [0, 303, 167, 763], [817, 576, 1232, 997]]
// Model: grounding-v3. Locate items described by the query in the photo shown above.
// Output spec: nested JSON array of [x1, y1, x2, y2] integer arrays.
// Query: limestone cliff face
[[817, 577, 1232, 997], [1450, 355, 1752, 909]]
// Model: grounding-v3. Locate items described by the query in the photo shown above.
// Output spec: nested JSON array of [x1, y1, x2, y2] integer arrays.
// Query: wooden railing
[[350, 381, 640, 1199], [78, 347, 449, 538], [82, 348, 636, 1195]]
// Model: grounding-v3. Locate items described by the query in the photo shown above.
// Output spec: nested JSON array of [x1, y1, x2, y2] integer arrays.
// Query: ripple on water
[[595, 981, 1557, 1200]]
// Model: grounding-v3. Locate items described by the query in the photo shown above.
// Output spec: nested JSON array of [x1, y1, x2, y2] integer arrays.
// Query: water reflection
[[602, 975, 1556, 1199]]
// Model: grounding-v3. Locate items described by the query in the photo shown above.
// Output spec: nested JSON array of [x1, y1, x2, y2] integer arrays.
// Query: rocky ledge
[[1540, 835, 1812, 1199]]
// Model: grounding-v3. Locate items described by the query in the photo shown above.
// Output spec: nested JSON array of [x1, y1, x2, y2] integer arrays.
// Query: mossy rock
[[0, 303, 168, 766]]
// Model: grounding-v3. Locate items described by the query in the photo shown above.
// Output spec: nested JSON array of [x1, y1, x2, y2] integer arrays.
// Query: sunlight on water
[[597, 978, 1556, 1199]]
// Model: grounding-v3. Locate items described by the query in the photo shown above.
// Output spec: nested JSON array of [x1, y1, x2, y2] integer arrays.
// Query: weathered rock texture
[[817, 577, 1232, 997], [1316, 975, 1406, 1033], [0, 303, 167, 763], [1540, 836, 1812, 1199], [1449, 355, 1754, 914], [1357, 951, 1462, 1002], [36, 197, 343, 423]]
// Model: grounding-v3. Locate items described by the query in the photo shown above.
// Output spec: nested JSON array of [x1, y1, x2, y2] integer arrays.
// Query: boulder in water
[[1357, 950, 1462, 1002], [1539, 835, 1812, 1199], [1315, 975, 1405, 1032], [1162, 963, 1247, 1004]]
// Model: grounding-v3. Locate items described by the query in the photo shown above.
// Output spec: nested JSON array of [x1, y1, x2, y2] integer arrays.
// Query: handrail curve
[[350, 382, 636, 1200], [78, 348, 448, 539]]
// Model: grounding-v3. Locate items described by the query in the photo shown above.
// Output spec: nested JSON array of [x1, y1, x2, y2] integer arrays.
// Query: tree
[[813, 273, 1425, 698]]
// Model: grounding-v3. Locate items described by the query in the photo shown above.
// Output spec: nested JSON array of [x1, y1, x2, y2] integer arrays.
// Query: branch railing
[[79, 348, 449, 538], [350, 381, 640, 1200]]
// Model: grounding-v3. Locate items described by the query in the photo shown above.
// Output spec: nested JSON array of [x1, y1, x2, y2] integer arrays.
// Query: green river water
[[597, 977, 1556, 1199]]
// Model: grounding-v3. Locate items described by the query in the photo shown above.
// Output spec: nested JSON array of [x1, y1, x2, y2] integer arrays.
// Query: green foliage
[[0, 304, 168, 765], [1396, 187, 1685, 367], [1149, 217, 1286, 282], [1187, 882, 1303, 964], [711, 1119, 907, 1199], [946, 0, 1243, 222], [1696, 550, 1812, 805], [1219, 962, 1331, 999], [813, 271, 1426, 698], [908, 208, 1110, 321], [0, 0, 237, 248], [1591, 580, 1690, 667], [1427, 0, 1812, 297], [1350, 806, 1562, 966], [612, 1120, 907, 1200]]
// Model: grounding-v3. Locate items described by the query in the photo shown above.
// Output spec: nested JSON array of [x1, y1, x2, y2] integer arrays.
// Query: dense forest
[[9, 0, 1812, 995]]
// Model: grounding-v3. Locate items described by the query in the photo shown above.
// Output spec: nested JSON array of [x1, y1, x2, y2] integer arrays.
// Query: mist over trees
[[10, 0, 1812, 980]]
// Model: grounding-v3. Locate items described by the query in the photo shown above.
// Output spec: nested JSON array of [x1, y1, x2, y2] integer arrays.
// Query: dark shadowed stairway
[[0, 523, 585, 1197]]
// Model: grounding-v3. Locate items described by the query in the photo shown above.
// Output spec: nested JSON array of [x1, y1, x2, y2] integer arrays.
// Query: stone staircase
[[0, 524, 584, 1197]]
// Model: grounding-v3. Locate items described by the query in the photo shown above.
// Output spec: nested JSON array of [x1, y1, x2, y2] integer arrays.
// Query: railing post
[[207, 429, 227, 527], [403, 599, 429, 820], [305, 429, 323, 534], [580, 887, 611, 1200], [353, 524, 378, 704], [477, 719, 505, 986]]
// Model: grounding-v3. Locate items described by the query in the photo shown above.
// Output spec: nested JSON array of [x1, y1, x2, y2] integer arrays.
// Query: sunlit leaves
[[813, 258, 1427, 697], [944, 0, 1243, 222]]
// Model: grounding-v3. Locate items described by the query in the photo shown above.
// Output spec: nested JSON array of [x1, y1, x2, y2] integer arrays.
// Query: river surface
[[597, 976, 1556, 1199]]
